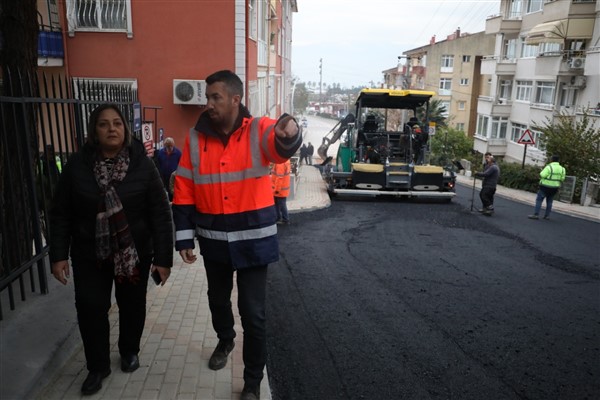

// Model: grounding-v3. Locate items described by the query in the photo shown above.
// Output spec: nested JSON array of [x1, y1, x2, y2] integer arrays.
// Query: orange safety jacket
[[271, 160, 291, 198], [172, 107, 301, 269]]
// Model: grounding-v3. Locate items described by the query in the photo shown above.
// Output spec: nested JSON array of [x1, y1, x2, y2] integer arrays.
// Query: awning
[[525, 19, 594, 45]]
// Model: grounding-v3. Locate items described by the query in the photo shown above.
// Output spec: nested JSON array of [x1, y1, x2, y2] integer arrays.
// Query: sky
[[292, 0, 501, 88]]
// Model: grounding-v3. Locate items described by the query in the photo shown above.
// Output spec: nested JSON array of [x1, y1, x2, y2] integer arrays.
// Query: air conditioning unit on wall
[[173, 80, 207, 105], [569, 57, 585, 69]]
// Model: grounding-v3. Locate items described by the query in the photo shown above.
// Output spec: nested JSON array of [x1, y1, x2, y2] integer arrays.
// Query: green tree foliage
[[429, 127, 473, 167], [418, 99, 448, 129], [293, 82, 309, 114], [533, 112, 600, 180]]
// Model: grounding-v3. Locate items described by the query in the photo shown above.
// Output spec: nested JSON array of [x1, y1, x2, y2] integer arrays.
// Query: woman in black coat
[[49, 104, 173, 395]]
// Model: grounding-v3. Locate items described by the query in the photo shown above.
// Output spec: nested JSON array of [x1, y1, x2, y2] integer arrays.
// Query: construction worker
[[528, 154, 566, 220], [271, 159, 292, 224]]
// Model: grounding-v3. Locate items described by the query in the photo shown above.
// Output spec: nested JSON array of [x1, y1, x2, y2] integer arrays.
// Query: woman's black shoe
[[81, 369, 111, 395], [121, 353, 140, 372]]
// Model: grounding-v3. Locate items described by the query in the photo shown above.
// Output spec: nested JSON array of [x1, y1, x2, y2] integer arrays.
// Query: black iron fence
[[0, 70, 138, 320]]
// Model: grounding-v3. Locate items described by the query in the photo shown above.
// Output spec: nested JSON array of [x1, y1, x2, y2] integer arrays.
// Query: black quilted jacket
[[49, 138, 173, 268]]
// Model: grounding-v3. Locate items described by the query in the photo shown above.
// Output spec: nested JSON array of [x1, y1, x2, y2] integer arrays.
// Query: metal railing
[[0, 69, 138, 320]]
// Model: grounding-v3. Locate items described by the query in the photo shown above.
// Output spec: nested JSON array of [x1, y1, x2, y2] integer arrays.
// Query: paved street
[[1, 115, 598, 400]]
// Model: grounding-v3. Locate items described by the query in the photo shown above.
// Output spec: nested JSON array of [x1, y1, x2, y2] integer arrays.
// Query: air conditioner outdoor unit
[[569, 57, 585, 69], [173, 80, 207, 105], [570, 75, 587, 88]]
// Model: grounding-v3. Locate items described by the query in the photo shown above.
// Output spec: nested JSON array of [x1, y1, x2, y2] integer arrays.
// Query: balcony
[[485, 14, 522, 35], [481, 56, 517, 75], [477, 96, 512, 117], [38, 27, 64, 67]]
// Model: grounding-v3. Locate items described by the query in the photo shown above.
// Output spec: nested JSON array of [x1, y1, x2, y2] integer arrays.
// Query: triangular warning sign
[[518, 129, 535, 145]]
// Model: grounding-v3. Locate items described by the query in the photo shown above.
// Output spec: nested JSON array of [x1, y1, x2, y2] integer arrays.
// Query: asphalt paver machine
[[318, 88, 456, 199]]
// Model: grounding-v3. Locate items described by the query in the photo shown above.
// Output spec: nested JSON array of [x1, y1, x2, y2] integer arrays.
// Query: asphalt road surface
[[266, 182, 600, 400]]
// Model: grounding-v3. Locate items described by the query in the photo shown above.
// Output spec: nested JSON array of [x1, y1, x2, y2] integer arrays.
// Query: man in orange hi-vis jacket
[[271, 159, 292, 225], [172, 70, 301, 400]]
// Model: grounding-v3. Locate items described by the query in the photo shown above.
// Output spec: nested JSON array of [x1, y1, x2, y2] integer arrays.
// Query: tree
[[533, 112, 600, 181], [417, 99, 448, 129], [293, 82, 309, 114], [0, 0, 40, 276], [429, 127, 474, 167]]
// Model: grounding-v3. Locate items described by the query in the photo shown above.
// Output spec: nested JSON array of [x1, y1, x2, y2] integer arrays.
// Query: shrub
[[497, 161, 541, 193]]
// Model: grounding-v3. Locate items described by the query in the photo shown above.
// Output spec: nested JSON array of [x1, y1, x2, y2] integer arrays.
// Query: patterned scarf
[[94, 147, 140, 283]]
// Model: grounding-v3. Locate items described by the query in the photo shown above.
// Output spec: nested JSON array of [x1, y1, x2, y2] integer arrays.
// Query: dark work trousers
[[274, 196, 289, 222], [203, 258, 267, 388], [480, 187, 496, 209], [72, 258, 151, 372]]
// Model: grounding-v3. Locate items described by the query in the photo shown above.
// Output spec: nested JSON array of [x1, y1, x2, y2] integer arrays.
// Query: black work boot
[[241, 384, 260, 400], [208, 339, 235, 370]]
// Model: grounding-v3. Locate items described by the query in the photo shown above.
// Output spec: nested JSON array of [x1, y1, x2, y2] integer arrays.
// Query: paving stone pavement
[[34, 251, 271, 400]]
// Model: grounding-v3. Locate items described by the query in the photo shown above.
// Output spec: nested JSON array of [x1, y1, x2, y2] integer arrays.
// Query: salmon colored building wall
[[61, 1, 239, 148]]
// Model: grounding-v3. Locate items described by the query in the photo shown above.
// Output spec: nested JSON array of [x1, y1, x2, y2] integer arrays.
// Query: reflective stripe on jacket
[[539, 162, 566, 188], [271, 160, 291, 198], [172, 114, 301, 269]]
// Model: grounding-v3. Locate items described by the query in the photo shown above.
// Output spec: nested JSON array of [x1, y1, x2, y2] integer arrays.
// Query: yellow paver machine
[[318, 88, 456, 199]]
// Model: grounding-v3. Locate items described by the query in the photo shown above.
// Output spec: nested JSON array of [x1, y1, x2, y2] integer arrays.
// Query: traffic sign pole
[[522, 144, 527, 169]]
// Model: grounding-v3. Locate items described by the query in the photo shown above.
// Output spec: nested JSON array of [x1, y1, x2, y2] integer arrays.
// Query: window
[[499, 80, 512, 100], [439, 78, 452, 95], [515, 80, 533, 101], [526, 0, 543, 13], [533, 130, 546, 150], [511, 123, 527, 142], [440, 101, 450, 117], [535, 81, 555, 105], [460, 78, 469, 86], [67, 0, 131, 36], [441, 55, 454, 72], [249, 0, 257, 39], [560, 87, 578, 107], [477, 115, 489, 137], [521, 39, 538, 58], [491, 117, 508, 139], [509, 0, 523, 19], [456, 123, 465, 131], [539, 42, 560, 55], [458, 101, 466, 110], [462, 55, 471, 63], [504, 38, 517, 60]]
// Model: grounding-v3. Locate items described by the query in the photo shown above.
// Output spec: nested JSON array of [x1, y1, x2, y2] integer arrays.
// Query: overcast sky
[[291, 0, 501, 88]]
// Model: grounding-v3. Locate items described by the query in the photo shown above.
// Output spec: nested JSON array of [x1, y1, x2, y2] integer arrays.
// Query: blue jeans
[[203, 259, 267, 387], [533, 186, 559, 217]]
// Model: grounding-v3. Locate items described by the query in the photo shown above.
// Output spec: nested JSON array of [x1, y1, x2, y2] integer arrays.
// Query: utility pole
[[319, 58, 323, 103]]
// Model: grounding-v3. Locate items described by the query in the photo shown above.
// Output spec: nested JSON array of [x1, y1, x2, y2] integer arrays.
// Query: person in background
[[528, 154, 566, 220], [156, 137, 182, 201], [475, 153, 500, 216], [271, 159, 291, 225], [306, 142, 314, 165], [299, 143, 308, 165], [49, 104, 174, 396], [172, 70, 301, 400]]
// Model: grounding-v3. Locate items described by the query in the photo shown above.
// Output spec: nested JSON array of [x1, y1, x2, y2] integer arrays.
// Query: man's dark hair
[[551, 155, 560, 162], [206, 70, 243, 99], [485, 152, 492, 156], [86, 103, 132, 147]]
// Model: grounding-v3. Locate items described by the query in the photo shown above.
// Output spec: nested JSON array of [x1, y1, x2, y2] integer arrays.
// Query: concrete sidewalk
[[3, 164, 597, 400], [31, 251, 271, 400]]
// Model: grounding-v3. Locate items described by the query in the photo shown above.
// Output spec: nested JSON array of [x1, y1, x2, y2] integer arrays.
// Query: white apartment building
[[476, 0, 599, 166]]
